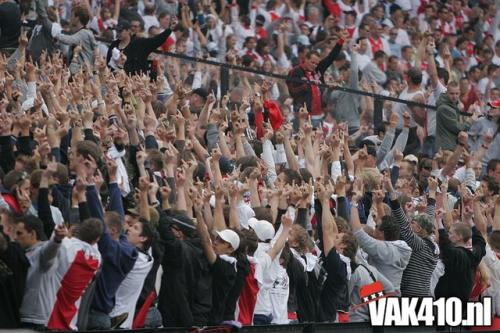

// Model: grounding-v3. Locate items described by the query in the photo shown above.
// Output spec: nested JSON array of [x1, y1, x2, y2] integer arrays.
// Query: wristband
[[481, 144, 488, 149], [337, 38, 345, 46]]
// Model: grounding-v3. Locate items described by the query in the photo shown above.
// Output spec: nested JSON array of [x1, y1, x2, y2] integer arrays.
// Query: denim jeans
[[253, 313, 273, 325], [21, 322, 46, 331], [144, 306, 163, 328], [87, 309, 111, 330]]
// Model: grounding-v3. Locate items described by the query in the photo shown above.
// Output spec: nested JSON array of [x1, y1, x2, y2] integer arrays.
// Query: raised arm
[[195, 201, 217, 264], [267, 215, 292, 261], [317, 181, 337, 256]]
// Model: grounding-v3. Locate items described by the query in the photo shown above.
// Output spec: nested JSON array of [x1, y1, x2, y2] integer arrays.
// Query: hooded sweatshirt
[[354, 229, 412, 292], [327, 52, 360, 133], [435, 93, 471, 151]]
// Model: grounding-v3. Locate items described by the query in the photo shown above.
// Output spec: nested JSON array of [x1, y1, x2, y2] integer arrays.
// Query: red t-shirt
[[238, 262, 259, 325]]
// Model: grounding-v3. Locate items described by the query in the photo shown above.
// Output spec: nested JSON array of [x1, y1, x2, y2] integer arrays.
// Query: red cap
[[488, 99, 500, 108]]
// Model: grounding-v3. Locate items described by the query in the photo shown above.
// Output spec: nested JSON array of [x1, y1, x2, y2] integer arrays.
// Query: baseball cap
[[165, 213, 196, 237], [403, 154, 419, 164], [297, 35, 311, 46], [192, 88, 208, 100], [488, 99, 500, 108], [216, 229, 240, 251], [248, 218, 275, 242]]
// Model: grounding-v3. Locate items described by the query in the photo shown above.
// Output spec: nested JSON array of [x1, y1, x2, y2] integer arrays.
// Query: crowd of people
[[0, 0, 500, 331]]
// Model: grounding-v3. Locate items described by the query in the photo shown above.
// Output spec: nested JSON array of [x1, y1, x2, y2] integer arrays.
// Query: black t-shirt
[[318, 248, 348, 322], [0, 236, 29, 328], [0, 2, 21, 49], [223, 257, 250, 321], [209, 256, 237, 325]]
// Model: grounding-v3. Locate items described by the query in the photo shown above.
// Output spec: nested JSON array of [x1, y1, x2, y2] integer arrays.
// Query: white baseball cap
[[216, 229, 240, 251], [248, 218, 275, 242]]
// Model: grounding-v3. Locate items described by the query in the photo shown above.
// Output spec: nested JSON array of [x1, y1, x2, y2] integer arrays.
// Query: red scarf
[[301, 65, 322, 116], [369, 37, 383, 54]]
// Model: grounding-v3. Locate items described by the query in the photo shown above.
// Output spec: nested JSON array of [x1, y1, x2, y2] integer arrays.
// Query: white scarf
[[338, 253, 352, 281], [220, 254, 238, 271], [107, 145, 130, 197]]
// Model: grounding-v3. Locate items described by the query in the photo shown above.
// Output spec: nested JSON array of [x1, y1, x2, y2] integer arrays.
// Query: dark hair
[[235, 156, 259, 170], [240, 228, 259, 256], [437, 68, 449, 84], [487, 64, 499, 76], [305, 50, 321, 59], [341, 233, 358, 263], [374, 50, 386, 60], [378, 215, 400, 241], [407, 67, 423, 85], [76, 140, 101, 162], [481, 176, 499, 195], [401, 45, 412, 53], [137, 218, 157, 251], [451, 222, 472, 243], [281, 168, 302, 185], [73, 6, 90, 25], [489, 231, 500, 252], [253, 207, 273, 223], [104, 211, 123, 235], [487, 159, 499, 173], [15, 215, 46, 241], [79, 218, 103, 244]]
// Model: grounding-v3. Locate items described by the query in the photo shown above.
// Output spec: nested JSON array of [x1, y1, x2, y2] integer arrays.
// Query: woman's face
[[262, 60, 273, 72]]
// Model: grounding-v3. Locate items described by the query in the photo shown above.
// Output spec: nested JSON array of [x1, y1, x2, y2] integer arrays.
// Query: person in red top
[[287, 31, 349, 129]]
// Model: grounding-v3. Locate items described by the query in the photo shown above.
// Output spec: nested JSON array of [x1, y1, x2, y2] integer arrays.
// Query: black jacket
[[106, 28, 172, 75], [157, 210, 212, 327], [0, 231, 29, 328], [286, 41, 343, 113], [435, 227, 486, 302]]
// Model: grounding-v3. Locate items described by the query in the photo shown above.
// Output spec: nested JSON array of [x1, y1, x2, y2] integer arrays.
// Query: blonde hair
[[361, 168, 382, 192]]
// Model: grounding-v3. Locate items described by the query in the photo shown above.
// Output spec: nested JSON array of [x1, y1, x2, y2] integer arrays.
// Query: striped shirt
[[390, 199, 439, 297]]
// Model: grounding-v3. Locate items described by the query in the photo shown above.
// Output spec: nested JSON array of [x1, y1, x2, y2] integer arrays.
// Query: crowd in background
[[1, 0, 500, 331]]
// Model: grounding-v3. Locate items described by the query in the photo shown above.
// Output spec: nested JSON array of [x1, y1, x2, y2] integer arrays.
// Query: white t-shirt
[[109, 250, 153, 329], [426, 81, 447, 136], [269, 265, 290, 324], [483, 244, 500, 316], [393, 88, 425, 129]]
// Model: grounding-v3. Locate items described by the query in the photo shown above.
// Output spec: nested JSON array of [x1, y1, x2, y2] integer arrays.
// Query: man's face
[[176, 41, 187, 54], [14, 223, 37, 249], [304, 54, 319, 72], [471, 68, 481, 81], [402, 48, 413, 61], [207, 17, 216, 29], [388, 57, 399, 70], [124, 214, 139, 231], [119, 28, 130, 40], [131, 21, 141, 34], [489, 164, 500, 184], [213, 236, 233, 256], [447, 85, 460, 103], [374, 6, 384, 19], [246, 38, 256, 50], [126, 220, 145, 248], [159, 15, 170, 29], [359, 26, 371, 38], [389, 29, 398, 41]]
